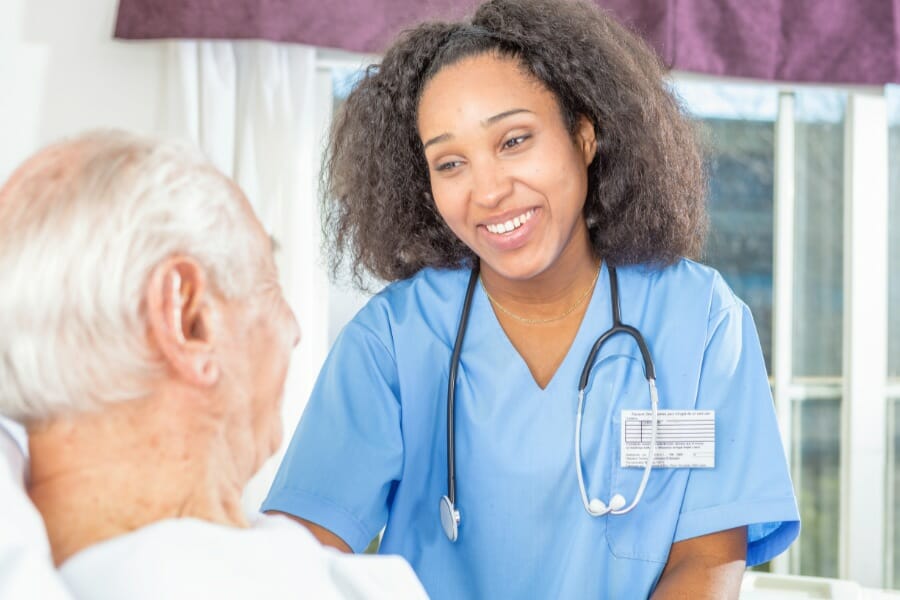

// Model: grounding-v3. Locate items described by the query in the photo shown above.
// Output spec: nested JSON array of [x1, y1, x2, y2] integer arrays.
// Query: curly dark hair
[[324, 0, 707, 285]]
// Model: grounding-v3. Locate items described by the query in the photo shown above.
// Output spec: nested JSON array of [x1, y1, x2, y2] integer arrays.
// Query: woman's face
[[417, 53, 596, 281]]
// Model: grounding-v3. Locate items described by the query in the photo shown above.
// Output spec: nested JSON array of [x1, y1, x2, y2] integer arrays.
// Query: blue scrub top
[[263, 260, 800, 599]]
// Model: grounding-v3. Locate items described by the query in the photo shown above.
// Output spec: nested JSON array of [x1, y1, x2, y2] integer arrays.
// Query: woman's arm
[[268, 511, 352, 553], [651, 526, 747, 599]]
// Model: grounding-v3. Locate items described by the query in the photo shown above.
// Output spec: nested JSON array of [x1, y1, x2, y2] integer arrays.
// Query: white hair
[[0, 130, 267, 423]]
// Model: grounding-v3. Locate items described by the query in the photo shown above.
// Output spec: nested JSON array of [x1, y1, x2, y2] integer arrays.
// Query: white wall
[[0, 0, 167, 181]]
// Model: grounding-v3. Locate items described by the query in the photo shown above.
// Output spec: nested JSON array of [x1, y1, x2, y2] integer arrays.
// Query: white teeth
[[485, 209, 534, 234]]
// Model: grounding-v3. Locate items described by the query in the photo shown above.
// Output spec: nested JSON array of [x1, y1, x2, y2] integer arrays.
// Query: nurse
[[263, 0, 800, 597]]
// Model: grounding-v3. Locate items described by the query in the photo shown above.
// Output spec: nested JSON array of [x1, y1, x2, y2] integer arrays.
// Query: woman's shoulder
[[617, 258, 741, 319], [376, 266, 472, 301], [343, 267, 472, 343]]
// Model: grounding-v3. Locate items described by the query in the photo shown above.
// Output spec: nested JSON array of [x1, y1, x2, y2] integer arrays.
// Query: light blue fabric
[[263, 260, 799, 599]]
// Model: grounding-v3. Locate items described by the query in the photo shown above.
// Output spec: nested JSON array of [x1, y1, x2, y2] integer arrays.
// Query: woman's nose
[[470, 163, 513, 208]]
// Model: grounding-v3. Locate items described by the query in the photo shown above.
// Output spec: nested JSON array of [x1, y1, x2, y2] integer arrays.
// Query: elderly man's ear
[[146, 256, 220, 387]]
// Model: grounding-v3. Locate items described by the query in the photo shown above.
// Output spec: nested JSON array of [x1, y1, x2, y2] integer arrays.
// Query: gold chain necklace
[[481, 264, 601, 325]]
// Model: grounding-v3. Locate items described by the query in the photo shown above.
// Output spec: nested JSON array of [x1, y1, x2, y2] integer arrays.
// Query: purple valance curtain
[[115, 0, 900, 86]]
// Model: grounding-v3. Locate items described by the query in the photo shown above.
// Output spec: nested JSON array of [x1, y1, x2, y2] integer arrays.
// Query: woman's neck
[[27, 394, 248, 566], [479, 222, 599, 321]]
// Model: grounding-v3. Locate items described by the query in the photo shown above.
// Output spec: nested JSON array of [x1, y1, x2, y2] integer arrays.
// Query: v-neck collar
[[470, 260, 610, 395]]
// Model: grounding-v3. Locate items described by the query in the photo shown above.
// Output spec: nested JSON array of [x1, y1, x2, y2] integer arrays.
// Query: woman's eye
[[502, 134, 530, 150], [436, 160, 462, 172]]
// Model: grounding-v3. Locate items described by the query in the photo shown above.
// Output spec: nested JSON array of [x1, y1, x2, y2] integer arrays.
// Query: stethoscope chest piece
[[439, 495, 460, 541]]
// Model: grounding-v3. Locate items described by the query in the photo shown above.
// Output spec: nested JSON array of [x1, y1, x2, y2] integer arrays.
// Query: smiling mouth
[[484, 209, 536, 234]]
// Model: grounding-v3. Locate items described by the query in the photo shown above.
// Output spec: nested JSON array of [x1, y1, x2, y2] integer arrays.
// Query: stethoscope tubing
[[578, 264, 654, 389], [446, 265, 480, 507], [442, 263, 659, 541], [575, 379, 659, 516]]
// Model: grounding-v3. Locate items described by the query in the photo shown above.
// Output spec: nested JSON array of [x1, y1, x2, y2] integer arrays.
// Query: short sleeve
[[672, 300, 800, 567], [261, 321, 403, 553]]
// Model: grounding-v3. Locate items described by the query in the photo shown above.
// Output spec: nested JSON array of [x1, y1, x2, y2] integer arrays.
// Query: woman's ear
[[576, 116, 598, 166], [145, 256, 220, 388]]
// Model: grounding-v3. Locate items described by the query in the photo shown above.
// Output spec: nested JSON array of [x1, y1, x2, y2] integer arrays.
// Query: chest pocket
[[581, 347, 690, 564]]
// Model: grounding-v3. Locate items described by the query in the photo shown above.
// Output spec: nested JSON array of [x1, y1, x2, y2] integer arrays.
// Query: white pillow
[[0, 416, 73, 599]]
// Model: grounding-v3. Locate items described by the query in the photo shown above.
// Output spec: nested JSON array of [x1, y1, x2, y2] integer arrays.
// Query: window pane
[[887, 84, 900, 590], [674, 80, 778, 371], [891, 398, 900, 588], [790, 90, 845, 579], [795, 397, 841, 577], [332, 67, 362, 114], [889, 85, 900, 379], [792, 91, 846, 378]]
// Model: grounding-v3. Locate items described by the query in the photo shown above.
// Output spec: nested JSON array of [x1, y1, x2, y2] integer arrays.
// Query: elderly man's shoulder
[[59, 513, 428, 599]]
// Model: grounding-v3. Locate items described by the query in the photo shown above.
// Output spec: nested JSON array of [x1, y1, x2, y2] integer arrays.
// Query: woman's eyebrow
[[422, 108, 534, 150], [481, 108, 532, 126], [423, 133, 452, 150]]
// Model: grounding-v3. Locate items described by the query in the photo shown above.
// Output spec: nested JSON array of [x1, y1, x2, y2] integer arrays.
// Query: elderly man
[[0, 131, 427, 599]]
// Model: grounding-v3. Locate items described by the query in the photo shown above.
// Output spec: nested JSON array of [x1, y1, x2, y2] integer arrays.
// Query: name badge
[[620, 410, 715, 468]]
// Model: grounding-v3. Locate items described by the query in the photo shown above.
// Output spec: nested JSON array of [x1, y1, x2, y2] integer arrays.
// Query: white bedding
[[61, 513, 428, 599], [1, 416, 426, 600]]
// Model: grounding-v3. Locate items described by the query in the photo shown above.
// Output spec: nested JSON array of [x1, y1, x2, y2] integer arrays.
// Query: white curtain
[[161, 41, 331, 513]]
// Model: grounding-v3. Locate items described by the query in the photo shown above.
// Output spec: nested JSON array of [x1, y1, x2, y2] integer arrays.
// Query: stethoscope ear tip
[[587, 493, 627, 516], [609, 494, 626, 511], [588, 498, 608, 514]]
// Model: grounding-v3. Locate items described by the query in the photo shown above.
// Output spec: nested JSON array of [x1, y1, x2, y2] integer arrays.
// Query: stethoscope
[[439, 263, 660, 542]]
